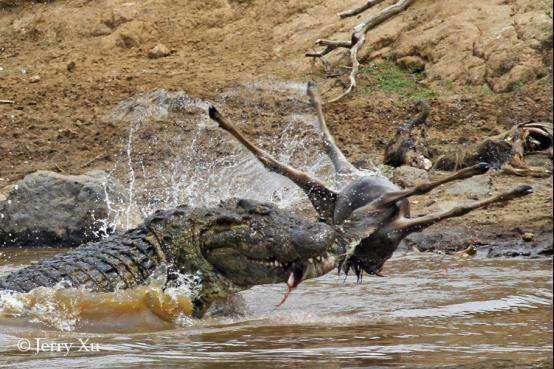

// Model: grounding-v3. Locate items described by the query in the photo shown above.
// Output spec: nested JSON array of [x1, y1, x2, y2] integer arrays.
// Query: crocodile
[[0, 198, 341, 317]]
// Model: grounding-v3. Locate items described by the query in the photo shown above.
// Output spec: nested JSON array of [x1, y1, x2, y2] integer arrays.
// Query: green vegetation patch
[[361, 61, 438, 100]]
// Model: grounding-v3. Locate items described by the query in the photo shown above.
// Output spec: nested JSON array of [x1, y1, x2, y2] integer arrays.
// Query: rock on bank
[[0, 170, 123, 247]]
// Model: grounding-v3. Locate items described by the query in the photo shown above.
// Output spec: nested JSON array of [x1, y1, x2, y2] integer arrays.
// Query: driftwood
[[306, 0, 415, 103], [339, 0, 387, 18]]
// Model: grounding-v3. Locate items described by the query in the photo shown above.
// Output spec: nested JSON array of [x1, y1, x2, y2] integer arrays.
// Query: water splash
[[0, 281, 80, 331], [0, 265, 204, 332], [102, 81, 379, 231]]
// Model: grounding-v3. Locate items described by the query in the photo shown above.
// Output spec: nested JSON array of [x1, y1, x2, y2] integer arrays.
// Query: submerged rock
[[0, 170, 124, 247]]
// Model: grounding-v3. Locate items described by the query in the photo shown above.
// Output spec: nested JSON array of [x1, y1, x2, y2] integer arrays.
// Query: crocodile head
[[145, 198, 341, 315]]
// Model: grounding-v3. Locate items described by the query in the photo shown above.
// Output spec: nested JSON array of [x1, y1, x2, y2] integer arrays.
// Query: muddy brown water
[[0, 248, 552, 369]]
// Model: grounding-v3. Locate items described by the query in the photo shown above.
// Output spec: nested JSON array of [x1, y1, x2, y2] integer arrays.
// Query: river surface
[[0, 248, 552, 368]]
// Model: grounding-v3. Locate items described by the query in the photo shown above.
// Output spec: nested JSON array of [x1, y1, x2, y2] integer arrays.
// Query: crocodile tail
[[0, 230, 164, 293]]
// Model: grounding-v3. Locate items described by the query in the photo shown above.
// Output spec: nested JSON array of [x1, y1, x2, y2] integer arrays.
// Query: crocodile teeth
[[287, 272, 296, 288]]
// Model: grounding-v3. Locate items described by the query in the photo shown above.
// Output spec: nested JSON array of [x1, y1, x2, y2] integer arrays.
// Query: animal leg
[[502, 163, 552, 178], [208, 105, 338, 221], [369, 162, 490, 209], [396, 185, 533, 234], [501, 132, 552, 177], [307, 82, 358, 177]]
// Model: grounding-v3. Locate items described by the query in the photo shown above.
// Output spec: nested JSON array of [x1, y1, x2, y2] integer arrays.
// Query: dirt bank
[[0, 0, 552, 253]]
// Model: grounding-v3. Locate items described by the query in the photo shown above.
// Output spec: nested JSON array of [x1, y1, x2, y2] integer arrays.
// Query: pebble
[[521, 232, 534, 242], [29, 75, 41, 83], [148, 43, 171, 59]]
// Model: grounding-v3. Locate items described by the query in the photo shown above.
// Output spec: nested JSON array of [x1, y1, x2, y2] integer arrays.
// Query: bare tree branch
[[356, 0, 413, 34], [305, 39, 353, 58], [339, 0, 386, 19], [308, 0, 415, 103], [326, 34, 364, 104]]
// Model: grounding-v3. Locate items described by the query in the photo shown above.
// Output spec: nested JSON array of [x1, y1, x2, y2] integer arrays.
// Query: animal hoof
[[207, 105, 220, 120], [515, 185, 533, 196], [474, 162, 490, 174]]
